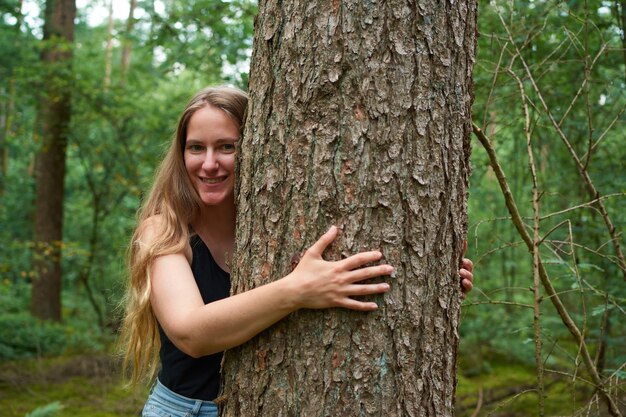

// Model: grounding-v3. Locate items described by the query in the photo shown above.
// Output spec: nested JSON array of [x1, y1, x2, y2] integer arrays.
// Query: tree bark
[[221, 0, 476, 416], [31, 0, 76, 321]]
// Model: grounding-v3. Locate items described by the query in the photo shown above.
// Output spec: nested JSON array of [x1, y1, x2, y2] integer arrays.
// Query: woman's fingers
[[345, 264, 394, 283], [460, 258, 474, 293], [461, 277, 473, 292], [337, 298, 379, 311], [339, 250, 384, 270], [335, 283, 390, 310], [306, 226, 338, 257], [460, 266, 473, 296], [462, 258, 473, 273], [344, 282, 390, 296]]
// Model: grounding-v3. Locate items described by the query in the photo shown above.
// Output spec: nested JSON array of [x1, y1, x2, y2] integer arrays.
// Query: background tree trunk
[[31, 0, 76, 321], [221, 0, 476, 415], [0, 0, 23, 196], [120, 0, 137, 82], [103, 0, 114, 91]]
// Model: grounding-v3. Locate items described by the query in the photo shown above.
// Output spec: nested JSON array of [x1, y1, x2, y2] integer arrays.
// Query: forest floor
[[0, 353, 620, 416], [0, 354, 146, 417]]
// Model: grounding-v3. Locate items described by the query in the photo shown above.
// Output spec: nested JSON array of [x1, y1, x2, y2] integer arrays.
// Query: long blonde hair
[[118, 85, 248, 385]]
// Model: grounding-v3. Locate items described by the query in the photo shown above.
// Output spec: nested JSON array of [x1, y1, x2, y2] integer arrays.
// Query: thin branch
[[538, 193, 626, 221], [537, 220, 571, 246], [544, 368, 595, 388], [473, 123, 623, 417], [470, 386, 484, 417], [482, 42, 508, 128], [582, 104, 626, 159], [497, 11, 626, 281], [463, 300, 535, 309], [510, 66, 545, 416]]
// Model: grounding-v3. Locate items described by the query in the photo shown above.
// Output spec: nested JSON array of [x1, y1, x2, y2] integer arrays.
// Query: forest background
[[0, 0, 624, 416]]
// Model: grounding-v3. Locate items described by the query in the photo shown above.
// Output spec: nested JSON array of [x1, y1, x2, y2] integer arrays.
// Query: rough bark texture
[[221, 0, 476, 415], [31, 0, 76, 321]]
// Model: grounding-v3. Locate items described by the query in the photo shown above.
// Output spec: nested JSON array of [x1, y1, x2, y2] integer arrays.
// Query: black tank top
[[157, 235, 231, 400]]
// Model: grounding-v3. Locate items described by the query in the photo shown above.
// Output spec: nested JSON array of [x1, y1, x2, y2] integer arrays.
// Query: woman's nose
[[202, 150, 219, 171]]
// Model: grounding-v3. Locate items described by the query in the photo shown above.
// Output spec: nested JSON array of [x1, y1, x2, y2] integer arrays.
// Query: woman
[[119, 85, 474, 417]]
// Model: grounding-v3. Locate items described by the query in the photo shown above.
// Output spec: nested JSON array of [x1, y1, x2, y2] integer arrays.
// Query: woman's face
[[184, 105, 239, 207]]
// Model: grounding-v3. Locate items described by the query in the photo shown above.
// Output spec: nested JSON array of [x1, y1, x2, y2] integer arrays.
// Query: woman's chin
[[199, 191, 234, 208]]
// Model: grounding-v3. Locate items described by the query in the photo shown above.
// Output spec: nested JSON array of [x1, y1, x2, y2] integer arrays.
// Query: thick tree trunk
[[221, 0, 476, 416], [31, 0, 76, 321]]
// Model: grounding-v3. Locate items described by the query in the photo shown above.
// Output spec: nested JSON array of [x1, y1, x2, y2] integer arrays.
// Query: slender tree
[[120, 0, 137, 82], [31, 0, 76, 321], [220, 1, 477, 415], [0, 0, 24, 196], [103, 0, 114, 90]]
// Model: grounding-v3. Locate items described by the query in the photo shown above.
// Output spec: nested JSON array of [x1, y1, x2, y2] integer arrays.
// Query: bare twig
[[473, 123, 623, 417], [463, 300, 534, 309], [583, 104, 626, 159], [486, 388, 537, 417], [496, 11, 626, 281], [510, 67, 545, 416], [538, 193, 626, 221], [470, 385, 484, 417]]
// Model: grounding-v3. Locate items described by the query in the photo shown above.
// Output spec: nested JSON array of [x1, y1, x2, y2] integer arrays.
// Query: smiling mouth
[[201, 176, 227, 184]]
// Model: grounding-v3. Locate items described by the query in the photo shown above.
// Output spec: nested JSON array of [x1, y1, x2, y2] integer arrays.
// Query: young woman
[[119, 85, 474, 417]]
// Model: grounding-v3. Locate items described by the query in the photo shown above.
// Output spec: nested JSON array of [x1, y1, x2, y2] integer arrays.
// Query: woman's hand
[[286, 226, 394, 311], [459, 243, 474, 299]]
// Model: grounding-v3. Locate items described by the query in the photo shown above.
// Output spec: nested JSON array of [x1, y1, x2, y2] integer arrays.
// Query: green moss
[[457, 355, 599, 416], [1, 377, 147, 417], [0, 355, 147, 417]]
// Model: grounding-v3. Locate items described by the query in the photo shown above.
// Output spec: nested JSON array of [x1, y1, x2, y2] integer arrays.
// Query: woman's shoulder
[[135, 215, 193, 263], [136, 215, 165, 246]]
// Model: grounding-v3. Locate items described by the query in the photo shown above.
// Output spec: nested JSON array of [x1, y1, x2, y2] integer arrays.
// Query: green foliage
[[0, 281, 108, 359], [0, 313, 67, 359], [146, 0, 256, 87]]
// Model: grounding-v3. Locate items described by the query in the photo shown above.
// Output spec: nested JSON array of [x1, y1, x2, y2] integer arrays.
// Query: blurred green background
[[0, 0, 624, 415]]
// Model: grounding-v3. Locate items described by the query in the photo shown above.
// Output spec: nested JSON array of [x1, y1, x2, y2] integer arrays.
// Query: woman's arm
[[149, 226, 393, 358]]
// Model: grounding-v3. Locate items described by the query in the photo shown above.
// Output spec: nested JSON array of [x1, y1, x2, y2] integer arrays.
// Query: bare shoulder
[[136, 215, 165, 246], [135, 215, 193, 263]]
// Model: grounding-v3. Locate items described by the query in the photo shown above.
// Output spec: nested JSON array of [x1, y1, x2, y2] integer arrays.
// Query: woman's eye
[[188, 144, 204, 152], [222, 143, 237, 152]]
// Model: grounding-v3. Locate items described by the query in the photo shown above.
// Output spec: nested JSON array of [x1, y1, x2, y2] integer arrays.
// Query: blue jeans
[[142, 379, 218, 417]]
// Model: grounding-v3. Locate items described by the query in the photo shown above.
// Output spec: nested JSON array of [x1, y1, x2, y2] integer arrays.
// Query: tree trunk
[[103, 0, 114, 90], [221, 0, 476, 415], [0, 84, 10, 196], [120, 0, 137, 82], [0, 0, 23, 196], [31, 0, 76, 321]]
